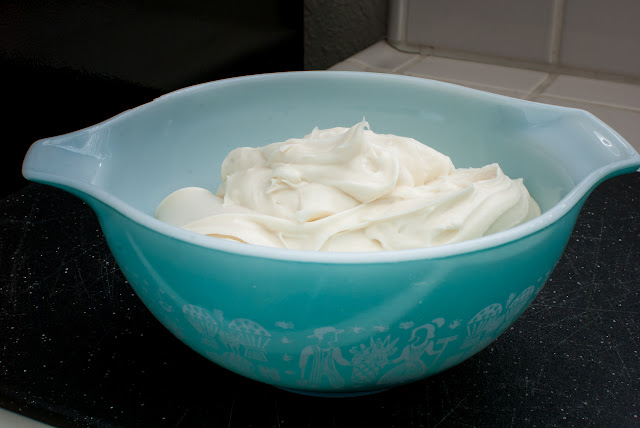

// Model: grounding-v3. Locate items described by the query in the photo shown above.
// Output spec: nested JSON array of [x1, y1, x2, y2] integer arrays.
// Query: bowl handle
[[22, 125, 111, 193], [582, 111, 640, 174]]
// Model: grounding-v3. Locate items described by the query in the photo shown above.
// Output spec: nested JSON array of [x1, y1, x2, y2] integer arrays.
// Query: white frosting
[[156, 120, 540, 251]]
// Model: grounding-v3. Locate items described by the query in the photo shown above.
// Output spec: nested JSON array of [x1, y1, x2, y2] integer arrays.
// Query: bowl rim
[[24, 71, 640, 264]]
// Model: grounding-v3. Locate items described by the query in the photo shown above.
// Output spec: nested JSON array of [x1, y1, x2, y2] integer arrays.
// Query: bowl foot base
[[277, 387, 389, 397]]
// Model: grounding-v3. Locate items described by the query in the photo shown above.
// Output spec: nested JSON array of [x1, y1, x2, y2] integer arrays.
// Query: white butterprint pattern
[[182, 304, 220, 348], [298, 327, 350, 389], [227, 318, 272, 361], [505, 286, 536, 323], [214, 351, 255, 376], [350, 336, 399, 385], [442, 283, 544, 368], [259, 365, 281, 382], [158, 298, 174, 313], [448, 319, 462, 329], [461, 303, 504, 350], [377, 322, 457, 386], [275, 321, 295, 329], [215, 325, 241, 353], [399, 321, 415, 330], [187, 283, 542, 390], [431, 318, 445, 328]]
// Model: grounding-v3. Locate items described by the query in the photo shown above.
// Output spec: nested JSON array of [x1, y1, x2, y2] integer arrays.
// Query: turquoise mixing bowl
[[22, 72, 640, 395]]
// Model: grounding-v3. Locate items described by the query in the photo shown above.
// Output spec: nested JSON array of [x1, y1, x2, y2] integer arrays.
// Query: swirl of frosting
[[156, 120, 540, 251]]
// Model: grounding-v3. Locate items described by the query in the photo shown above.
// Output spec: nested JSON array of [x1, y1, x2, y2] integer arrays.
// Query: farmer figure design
[[299, 326, 350, 389], [377, 320, 454, 385]]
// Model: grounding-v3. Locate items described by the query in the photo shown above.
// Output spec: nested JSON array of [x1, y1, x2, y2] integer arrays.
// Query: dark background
[[3, 0, 302, 198], [2, 0, 388, 198]]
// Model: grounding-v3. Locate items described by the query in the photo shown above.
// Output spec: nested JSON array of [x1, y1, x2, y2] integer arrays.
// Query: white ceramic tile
[[534, 95, 640, 152], [455, 83, 529, 99], [543, 75, 640, 111], [405, 0, 555, 63], [560, 0, 640, 77], [328, 60, 371, 72], [350, 41, 419, 72], [404, 56, 548, 93]]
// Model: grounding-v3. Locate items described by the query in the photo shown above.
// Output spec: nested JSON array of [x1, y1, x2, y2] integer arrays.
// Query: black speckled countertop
[[1, 173, 639, 427]]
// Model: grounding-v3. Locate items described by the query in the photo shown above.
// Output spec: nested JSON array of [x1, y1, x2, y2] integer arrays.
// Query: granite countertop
[[1, 171, 638, 427]]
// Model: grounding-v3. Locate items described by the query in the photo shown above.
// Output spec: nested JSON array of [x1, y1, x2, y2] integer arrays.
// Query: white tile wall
[[405, 0, 556, 63], [404, 55, 548, 97], [328, 59, 373, 72], [543, 75, 640, 110], [391, 0, 640, 79], [559, 0, 640, 76], [328, 41, 640, 153], [349, 41, 419, 72]]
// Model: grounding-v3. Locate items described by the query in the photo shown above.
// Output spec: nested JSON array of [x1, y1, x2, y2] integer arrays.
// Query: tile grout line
[[399, 69, 530, 98], [525, 74, 559, 101], [394, 54, 425, 74], [335, 58, 373, 72], [343, 49, 424, 75], [387, 41, 640, 85], [337, 43, 640, 113], [548, 0, 567, 64], [532, 94, 640, 113]]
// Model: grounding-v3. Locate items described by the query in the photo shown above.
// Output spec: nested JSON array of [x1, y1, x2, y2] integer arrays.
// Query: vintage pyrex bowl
[[22, 72, 640, 395]]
